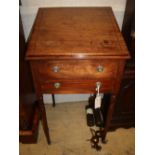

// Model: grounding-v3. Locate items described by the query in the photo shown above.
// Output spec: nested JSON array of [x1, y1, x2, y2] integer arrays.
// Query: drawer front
[[39, 79, 114, 94], [33, 60, 118, 81]]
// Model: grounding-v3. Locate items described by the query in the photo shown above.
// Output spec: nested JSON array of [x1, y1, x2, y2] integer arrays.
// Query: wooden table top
[[26, 7, 130, 60]]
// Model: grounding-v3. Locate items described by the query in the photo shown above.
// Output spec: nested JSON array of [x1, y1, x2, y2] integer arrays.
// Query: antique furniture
[[110, 0, 135, 129], [26, 7, 130, 144], [19, 9, 40, 143]]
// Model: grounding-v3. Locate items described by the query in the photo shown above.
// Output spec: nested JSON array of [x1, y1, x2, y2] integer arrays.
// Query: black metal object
[[87, 128, 104, 151]]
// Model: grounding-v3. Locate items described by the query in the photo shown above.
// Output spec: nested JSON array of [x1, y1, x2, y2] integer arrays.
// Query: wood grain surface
[[26, 7, 129, 60], [31, 60, 118, 80], [26, 7, 130, 144]]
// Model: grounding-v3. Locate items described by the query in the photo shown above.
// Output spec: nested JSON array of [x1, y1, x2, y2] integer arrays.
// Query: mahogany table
[[26, 7, 130, 144]]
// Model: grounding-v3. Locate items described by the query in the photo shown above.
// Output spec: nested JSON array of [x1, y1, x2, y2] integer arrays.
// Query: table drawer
[[33, 60, 118, 81], [40, 79, 114, 94]]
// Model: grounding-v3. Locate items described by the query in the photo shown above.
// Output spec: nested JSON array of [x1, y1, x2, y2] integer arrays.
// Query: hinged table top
[[26, 7, 130, 60]]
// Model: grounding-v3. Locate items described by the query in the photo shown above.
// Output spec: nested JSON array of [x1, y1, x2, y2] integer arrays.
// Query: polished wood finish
[[109, 0, 135, 129], [122, 0, 135, 52], [40, 79, 114, 94], [122, 0, 135, 68], [19, 10, 39, 143], [26, 7, 129, 60], [31, 60, 118, 80], [26, 7, 130, 144], [111, 74, 135, 129], [19, 102, 40, 143]]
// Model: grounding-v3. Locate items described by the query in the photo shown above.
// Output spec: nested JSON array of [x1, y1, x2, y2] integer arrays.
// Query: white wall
[[20, 0, 126, 104]]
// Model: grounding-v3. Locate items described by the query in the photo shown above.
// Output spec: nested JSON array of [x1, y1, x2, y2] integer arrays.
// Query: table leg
[[52, 94, 55, 107], [38, 96, 51, 144], [101, 95, 116, 143]]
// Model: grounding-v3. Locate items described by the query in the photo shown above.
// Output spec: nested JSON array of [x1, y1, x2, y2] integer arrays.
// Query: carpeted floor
[[20, 101, 135, 155]]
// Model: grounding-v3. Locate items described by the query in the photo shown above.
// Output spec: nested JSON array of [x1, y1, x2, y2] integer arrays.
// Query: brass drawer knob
[[96, 65, 104, 72], [52, 66, 60, 73], [54, 82, 61, 89]]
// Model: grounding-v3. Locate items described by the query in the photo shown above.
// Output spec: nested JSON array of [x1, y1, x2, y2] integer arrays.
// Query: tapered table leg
[[101, 95, 116, 143], [52, 94, 55, 107], [38, 96, 51, 144]]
